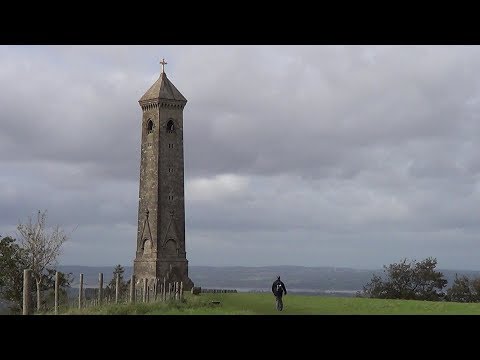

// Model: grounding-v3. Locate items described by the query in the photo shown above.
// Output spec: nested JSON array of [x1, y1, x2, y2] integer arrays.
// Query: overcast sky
[[1, 45, 480, 270]]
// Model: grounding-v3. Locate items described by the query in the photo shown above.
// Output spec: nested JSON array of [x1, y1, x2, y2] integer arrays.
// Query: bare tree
[[17, 210, 70, 311]]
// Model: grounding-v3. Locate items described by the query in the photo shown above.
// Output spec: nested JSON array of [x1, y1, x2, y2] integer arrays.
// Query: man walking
[[271, 276, 287, 311]]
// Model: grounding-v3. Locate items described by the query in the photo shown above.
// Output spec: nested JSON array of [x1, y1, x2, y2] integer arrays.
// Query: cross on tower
[[160, 58, 168, 73]]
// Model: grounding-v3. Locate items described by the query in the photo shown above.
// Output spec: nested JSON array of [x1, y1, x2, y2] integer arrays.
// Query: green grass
[[54, 293, 480, 315]]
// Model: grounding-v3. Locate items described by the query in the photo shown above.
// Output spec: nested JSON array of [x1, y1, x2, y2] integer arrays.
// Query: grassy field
[[57, 292, 480, 315]]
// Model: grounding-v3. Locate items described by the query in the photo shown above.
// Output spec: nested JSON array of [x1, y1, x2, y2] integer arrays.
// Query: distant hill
[[0, 299, 10, 314], [57, 265, 480, 294]]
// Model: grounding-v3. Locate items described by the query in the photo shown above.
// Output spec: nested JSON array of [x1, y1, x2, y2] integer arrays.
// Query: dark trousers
[[275, 295, 283, 311]]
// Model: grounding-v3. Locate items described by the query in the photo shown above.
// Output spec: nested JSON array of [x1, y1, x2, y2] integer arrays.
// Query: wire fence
[[21, 270, 187, 314]]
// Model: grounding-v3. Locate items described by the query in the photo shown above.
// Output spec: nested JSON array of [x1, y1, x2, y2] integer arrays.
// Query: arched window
[[167, 120, 175, 132], [165, 239, 177, 255], [147, 119, 154, 134], [142, 239, 152, 255]]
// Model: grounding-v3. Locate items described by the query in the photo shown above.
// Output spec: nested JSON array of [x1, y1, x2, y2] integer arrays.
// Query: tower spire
[[160, 58, 168, 74], [139, 59, 186, 104]]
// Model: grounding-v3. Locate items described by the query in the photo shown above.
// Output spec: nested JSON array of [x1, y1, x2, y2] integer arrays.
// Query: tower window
[[168, 143, 174, 149], [142, 239, 152, 255], [167, 120, 175, 132], [147, 119, 154, 134]]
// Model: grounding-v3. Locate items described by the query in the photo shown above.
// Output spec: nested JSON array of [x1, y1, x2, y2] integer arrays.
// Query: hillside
[[61, 292, 480, 315]]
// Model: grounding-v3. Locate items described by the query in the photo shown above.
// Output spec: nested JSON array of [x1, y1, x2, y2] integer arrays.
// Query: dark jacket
[[272, 279, 287, 297]]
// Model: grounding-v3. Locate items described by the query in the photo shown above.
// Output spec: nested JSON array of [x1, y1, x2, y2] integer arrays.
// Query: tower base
[[133, 258, 194, 291]]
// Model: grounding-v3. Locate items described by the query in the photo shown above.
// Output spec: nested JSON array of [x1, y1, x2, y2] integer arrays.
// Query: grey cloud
[[3, 45, 480, 181], [2, 45, 480, 269]]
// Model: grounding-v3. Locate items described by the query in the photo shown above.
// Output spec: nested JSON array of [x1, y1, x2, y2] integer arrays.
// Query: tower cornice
[[139, 99, 186, 112]]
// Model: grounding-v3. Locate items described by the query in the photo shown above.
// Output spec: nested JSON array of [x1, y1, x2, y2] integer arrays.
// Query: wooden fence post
[[78, 273, 84, 309], [115, 273, 120, 304], [54, 271, 59, 315], [23, 269, 32, 315], [163, 277, 166, 301], [130, 275, 135, 303], [143, 278, 148, 303], [99, 273, 103, 306]]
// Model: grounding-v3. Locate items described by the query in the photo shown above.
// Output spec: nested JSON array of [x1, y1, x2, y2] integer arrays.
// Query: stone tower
[[133, 60, 194, 290]]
